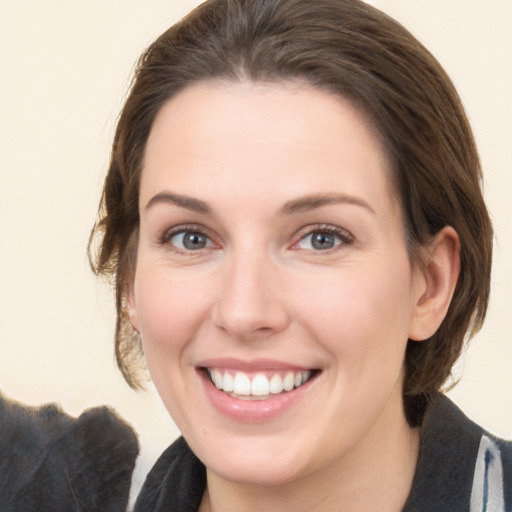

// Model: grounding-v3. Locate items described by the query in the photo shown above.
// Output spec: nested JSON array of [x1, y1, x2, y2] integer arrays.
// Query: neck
[[200, 396, 420, 512]]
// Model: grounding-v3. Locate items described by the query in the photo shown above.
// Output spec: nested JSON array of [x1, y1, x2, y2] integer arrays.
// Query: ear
[[408, 226, 460, 341], [126, 279, 140, 333]]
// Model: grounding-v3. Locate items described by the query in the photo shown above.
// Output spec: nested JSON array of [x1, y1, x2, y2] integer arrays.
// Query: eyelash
[[158, 223, 354, 254], [158, 224, 216, 255], [292, 224, 354, 252]]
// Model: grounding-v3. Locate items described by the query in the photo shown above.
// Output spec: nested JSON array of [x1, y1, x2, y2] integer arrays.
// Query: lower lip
[[199, 370, 317, 423]]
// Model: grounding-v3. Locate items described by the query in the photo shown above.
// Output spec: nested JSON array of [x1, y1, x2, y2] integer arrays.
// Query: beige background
[[1, 0, 511, 502]]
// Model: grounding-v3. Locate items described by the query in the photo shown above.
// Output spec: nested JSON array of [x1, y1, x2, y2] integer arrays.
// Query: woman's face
[[129, 81, 427, 485]]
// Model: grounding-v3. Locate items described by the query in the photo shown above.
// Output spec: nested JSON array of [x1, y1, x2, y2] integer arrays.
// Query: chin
[[189, 429, 324, 487], [208, 453, 309, 487]]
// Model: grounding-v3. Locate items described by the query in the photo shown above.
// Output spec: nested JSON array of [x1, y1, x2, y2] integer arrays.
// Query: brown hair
[[89, 0, 493, 421]]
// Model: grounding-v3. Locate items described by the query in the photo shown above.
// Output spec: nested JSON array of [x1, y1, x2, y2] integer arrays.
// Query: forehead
[[141, 81, 398, 216]]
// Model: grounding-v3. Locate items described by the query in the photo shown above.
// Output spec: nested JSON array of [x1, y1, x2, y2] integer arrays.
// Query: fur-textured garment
[[0, 392, 138, 512], [134, 394, 512, 512]]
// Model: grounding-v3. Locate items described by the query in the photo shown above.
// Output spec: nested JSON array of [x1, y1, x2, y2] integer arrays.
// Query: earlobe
[[408, 226, 461, 341]]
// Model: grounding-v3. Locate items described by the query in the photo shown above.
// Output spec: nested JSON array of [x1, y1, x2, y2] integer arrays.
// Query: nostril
[[211, 304, 289, 338]]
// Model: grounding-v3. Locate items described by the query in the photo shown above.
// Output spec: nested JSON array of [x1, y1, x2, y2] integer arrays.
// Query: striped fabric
[[471, 435, 506, 512]]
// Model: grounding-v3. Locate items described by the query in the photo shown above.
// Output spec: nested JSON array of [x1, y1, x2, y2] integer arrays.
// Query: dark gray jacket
[[134, 395, 512, 512]]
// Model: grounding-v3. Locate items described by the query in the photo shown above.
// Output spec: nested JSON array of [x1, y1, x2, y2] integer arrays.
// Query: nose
[[211, 251, 290, 339]]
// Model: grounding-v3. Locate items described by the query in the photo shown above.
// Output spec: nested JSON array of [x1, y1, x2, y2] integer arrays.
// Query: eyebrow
[[144, 191, 375, 216], [145, 191, 211, 214], [278, 193, 375, 216]]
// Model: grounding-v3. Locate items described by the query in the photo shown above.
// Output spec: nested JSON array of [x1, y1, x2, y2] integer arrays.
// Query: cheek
[[133, 268, 216, 428], [292, 262, 414, 368], [133, 268, 213, 362]]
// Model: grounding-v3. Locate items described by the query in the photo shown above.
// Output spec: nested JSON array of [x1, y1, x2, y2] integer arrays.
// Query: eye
[[294, 226, 353, 251], [168, 230, 214, 251]]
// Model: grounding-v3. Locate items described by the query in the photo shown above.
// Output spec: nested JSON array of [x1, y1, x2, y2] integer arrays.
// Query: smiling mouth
[[204, 368, 319, 401]]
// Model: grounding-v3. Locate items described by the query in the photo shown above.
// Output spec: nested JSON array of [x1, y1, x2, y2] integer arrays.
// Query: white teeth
[[269, 373, 284, 394], [251, 373, 270, 396], [212, 369, 223, 389], [209, 368, 313, 398], [223, 372, 234, 392], [233, 372, 251, 395], [283, 372, 295, 391]]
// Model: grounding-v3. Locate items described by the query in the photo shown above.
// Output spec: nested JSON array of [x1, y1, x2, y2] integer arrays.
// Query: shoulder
[[403, 393, 512, 512], [0, 392, 138, 512], [134, 436, 206, 512]]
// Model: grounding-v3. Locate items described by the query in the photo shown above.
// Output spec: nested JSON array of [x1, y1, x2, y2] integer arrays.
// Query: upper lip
[[196, 357, 317, 372]]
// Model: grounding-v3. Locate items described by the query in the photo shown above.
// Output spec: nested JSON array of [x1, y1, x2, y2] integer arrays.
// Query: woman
[[89, 0, 511, 510]]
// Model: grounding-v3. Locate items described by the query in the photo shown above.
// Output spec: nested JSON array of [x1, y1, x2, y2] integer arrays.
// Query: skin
[[128, 81, 460, 512]]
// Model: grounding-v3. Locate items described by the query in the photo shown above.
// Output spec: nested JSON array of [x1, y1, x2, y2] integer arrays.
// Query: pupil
[[312, 232, 334, 250], [183, 232, 206, 249]]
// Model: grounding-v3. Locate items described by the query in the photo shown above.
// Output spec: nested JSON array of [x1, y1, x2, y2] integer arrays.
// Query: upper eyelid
[[159, 223, 216, 244], [294, 224, 354, 241], [163, 223, 211, 235]]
